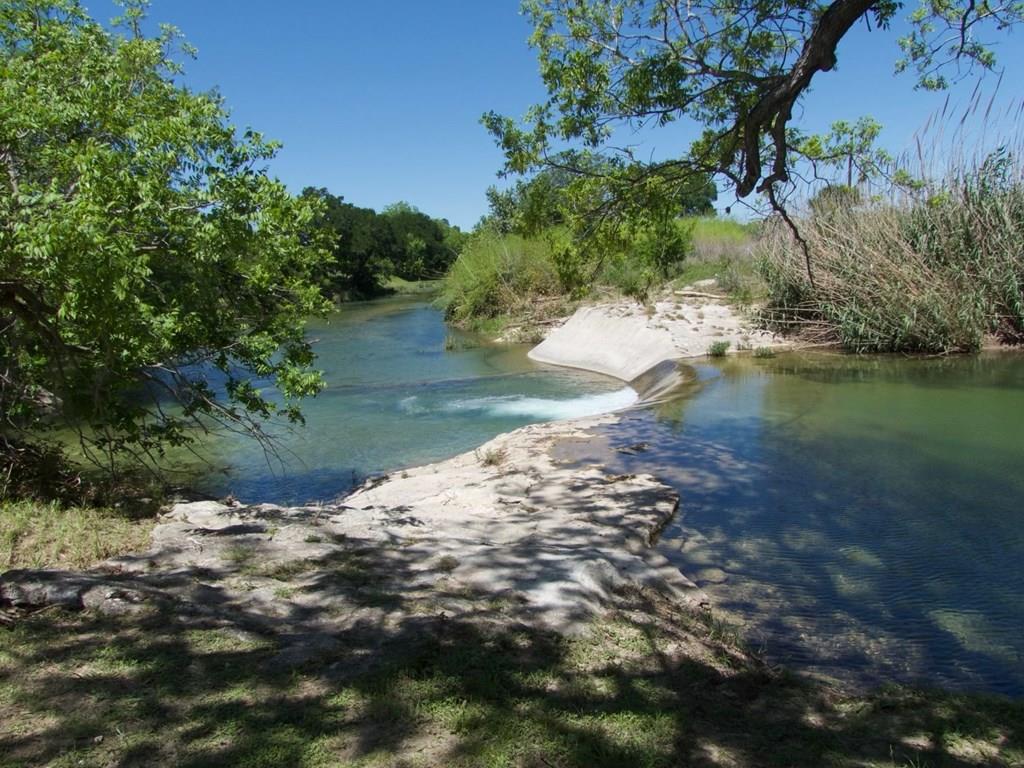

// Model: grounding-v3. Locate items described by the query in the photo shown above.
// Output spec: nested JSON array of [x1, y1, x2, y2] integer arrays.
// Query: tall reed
[[760, 152, 1024, 353]]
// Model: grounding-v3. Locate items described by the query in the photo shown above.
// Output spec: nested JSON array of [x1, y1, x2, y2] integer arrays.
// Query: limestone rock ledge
[[1, 418, 700, 664]]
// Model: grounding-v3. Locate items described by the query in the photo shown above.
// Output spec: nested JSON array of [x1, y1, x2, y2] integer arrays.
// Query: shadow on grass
[[1, 595, 1021, 768]]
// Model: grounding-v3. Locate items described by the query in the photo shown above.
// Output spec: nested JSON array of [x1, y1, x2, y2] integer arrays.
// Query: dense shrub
[[439, 233, 562, 324], [761, 154, 1024, 353]]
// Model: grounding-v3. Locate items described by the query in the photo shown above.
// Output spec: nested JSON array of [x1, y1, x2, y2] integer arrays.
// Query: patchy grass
[[383, 276, 444, 296], [476, 446, 508, 467], [689, 216, 757, 261], [0, 601, 1020, 768], [0, 500, 154, 571], [669, 219, 765, 304]]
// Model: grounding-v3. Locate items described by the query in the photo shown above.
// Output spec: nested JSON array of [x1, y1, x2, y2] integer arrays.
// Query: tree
[[1, 0, 330, 483], [484, 0, 1021, 243], [381, 202, 460, 278], [483, 153, 716, 236], [301, 188, 397, 299]]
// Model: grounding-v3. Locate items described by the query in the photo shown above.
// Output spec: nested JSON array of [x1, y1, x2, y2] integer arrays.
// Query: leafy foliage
[[484, 158, 716, 237], [300, 188, 398, 299], [302, 189, 467, 301], [0, 0, 332, 477], [485, 0, 1022, 222]]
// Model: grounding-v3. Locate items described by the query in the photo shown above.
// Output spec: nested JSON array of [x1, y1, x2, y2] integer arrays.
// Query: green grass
[[0, 500, 154, 571], [382, 276, 443, 296], [1, 603, 1021, 768], [689, 216, 757, 248], [665, 218, 765, 303]]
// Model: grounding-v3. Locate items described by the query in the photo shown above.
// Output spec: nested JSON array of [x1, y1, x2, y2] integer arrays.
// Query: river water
[[557, 353, 1024, 696], [190, 296, 634, 503], [195, 297, 1024, 696]]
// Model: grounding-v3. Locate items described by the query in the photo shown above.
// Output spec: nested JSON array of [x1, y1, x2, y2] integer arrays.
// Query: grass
[[689, 217, 758, 262], [658, 217, 765, 305], [383, 276, 443, 296], [476, 446, 508, 467], [0, 500, 155, 571], [760, 152, 1024, 353], [1, 600, 1021, 767]]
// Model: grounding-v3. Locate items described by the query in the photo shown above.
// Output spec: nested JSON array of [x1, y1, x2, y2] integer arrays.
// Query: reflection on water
[[189, 296, 631, 504], [559, 352, 1024, 696]]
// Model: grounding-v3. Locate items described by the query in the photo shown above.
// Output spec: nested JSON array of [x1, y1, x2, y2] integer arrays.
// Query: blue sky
[[87, 1, 1023, 228]]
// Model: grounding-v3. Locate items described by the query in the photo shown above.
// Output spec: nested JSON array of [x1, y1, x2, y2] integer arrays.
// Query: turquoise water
[[559, 353, 1024, 696], [191, 297, 633, 503], [191, 298, 1024, 696]]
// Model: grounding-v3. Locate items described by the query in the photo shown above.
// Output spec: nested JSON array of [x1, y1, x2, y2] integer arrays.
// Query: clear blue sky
[[88, 1, 1024, 228]]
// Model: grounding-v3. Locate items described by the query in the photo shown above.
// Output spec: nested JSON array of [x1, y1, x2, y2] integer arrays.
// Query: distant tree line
[[301, 189, 468, 301]]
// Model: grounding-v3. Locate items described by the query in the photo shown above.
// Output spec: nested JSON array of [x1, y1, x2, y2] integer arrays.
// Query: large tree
[[1, 0, 330, 482], [382, 202, 463, 279], [301, 188, 398, 300], [485, 0, 1022, 229]]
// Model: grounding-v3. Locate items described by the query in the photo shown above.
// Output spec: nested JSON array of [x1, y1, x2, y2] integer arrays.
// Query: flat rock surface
[[1, 418, 700, 666]]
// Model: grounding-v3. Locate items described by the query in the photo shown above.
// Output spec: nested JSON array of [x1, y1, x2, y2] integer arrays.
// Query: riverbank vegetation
[[439, 160, 761, 335], [302, 189, 467, 302], [440, 208, 761, 337], [0, 1, 332, 493], [445, 143, 1024, 359], [761, 154, 1024, 353]]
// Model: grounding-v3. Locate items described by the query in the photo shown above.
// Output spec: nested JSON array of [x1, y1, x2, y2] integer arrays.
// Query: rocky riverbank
[[5, 293, 1023, 768], [2, 287, 782, 641]]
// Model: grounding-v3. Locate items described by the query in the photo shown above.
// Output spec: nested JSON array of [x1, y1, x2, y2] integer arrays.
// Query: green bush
[[708, 341, 731, 357], [439, 233, 561, 324]]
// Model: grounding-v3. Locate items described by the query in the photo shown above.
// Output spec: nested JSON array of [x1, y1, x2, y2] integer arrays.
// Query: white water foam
[[444, 387, 638, 420]]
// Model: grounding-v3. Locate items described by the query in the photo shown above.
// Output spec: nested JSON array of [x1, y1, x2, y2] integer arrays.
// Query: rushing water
[[556, 353, 1024, 696], [190, 296, 634, 503]]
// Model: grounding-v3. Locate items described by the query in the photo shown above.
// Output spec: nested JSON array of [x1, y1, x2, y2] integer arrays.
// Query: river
[[197, 297, 1024, 696], [190, 295, 634, 503], [556, 353, 1024, 696]]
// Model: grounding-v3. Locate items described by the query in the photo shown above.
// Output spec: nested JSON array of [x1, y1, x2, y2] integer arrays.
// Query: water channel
[[556, 353, 1024, 696], [197, 297, 1024, 696]]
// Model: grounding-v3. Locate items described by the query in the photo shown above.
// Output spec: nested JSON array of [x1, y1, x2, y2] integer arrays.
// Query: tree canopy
[[484, 0, 1023, 219], [300, 190, 468, 300], [483, 158, 717, 236], [1, 0, 331, 478]]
